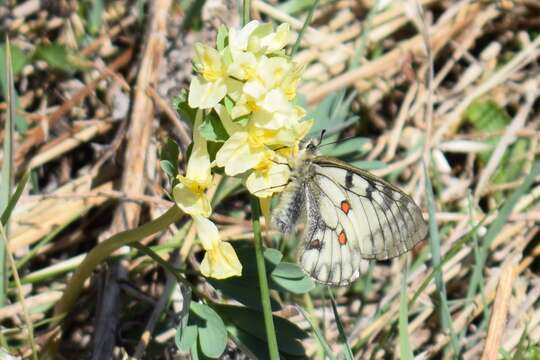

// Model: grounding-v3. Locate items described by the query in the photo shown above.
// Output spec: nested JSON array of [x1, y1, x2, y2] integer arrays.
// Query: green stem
[[250, 196, 279, 360], [46, 205, 184, 354], [242, 0, 251, 26]]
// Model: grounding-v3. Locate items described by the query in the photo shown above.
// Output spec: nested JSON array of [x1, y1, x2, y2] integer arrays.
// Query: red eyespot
[[340, 200, 351, 214], [338, 230, 347, 245]]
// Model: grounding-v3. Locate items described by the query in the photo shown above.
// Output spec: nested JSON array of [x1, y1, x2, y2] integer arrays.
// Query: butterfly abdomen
[[272, 155, 315, 234], [272, 179, 306, 234]]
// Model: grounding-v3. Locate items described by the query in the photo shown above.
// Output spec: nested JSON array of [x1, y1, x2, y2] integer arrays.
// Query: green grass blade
[[398, 265, 413, 360], [467, 160, 540, 300], [1, 172, 29, 226], [423, 162, 459, 355], [290, 0, 320, 56], [296, 305, 337, 360], [0, 36, 15, 307], [328, 289, 354, 360], [465, 191, 489, 325]]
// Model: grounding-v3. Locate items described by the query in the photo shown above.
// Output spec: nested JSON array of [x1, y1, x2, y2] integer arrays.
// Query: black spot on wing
[[345, 171, 354, 188], [306, 238, 322, 250]]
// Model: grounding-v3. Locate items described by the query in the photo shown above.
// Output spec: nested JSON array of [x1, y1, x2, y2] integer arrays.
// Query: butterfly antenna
[[318, 135, 358, 148], [318, 129, 327, 146], [252, 180, 291, 195]]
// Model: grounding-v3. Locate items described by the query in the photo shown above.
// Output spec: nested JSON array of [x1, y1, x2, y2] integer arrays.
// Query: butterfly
[[272, 139, 428, 286]]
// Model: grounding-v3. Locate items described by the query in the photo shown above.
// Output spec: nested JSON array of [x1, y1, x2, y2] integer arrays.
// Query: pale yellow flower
[[173, 112, 212, 216], [215, 120, 311, 177], [194, 215, 242, 279], [257, 56, 292, 89], [230, 79, 266, 119], [189, 44, 228, 109], [280, 63, 304, 100], [193, 43, 225, 82], [227, 51, 258, 81], [215, 131, 268, 176], [229, 20, 260, 52], [248, 23, 290, 54], [246, 153, 291, 197], [260, 23, 290, 53]]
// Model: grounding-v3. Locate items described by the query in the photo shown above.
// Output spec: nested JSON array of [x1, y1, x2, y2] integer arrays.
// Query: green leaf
[[348, 160, 387, 170], [271, 275, 314, 294], [87, 0, 104, 35], [224, 96, 234, 115], [270, 262, 314, 295], [270, 262, 305, 279], [216, 25, 228, 51], [34, 44, 85, 72], [199, 111, 229, 142], [465, 99, 529, 197], [208, 277, 282, 311], [307, 91, 358, 137], [216, 304, 308, 356], [172, 89, 197, 126], [176, 324, 198, 352], [190, 302, 227, 358], [465, 99, 510, 133], [320, 137, 370, 158], [209, 241, 283, 311], [160, 160, 177, 180], [233, 114, 250, 127], [0, 43, 28, 76], [160, 139, 180, 169]]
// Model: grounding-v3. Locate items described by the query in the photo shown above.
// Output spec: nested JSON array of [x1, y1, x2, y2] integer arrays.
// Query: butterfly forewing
[[297, 157, 427, 286]]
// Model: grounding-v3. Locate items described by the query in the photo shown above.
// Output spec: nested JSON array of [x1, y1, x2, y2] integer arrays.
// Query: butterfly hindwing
[[298, 157, 427, 286]]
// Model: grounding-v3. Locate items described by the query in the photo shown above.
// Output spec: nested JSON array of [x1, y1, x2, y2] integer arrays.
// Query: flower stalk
[[250, 195, 279, 359]]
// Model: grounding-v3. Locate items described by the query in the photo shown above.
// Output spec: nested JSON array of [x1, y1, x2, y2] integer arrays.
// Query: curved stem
[[250, 196, 279, 359], [46, 205, 184, 353]]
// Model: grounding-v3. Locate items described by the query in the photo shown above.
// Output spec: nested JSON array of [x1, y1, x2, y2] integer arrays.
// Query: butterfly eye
[[306, 142, 317, 153]]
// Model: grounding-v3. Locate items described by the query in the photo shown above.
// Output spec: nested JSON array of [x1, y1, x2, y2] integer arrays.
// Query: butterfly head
[[302, 129, 325, 156]]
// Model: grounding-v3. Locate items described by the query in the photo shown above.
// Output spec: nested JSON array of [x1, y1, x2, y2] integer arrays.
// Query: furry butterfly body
[[273, 142, 428, 286]]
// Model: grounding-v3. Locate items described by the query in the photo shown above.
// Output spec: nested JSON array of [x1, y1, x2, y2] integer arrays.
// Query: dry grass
[[1, 0, 539, 359]]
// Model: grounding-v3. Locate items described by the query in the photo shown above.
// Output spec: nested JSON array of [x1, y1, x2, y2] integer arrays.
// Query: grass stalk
[[328, 289, 353, 360], [250, 195, 279, 360], [467, 160, 540, 299], [45, 205, 184, 355], [290, 0, 320, 56], [0, 223, 38, 359], [423, 162, 459, 355], [398, 264, 413, 360], [0, 36, 15, 308]]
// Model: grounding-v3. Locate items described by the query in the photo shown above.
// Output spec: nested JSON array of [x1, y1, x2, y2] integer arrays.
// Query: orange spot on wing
[[338, 230, 347, 245], [340, 200, 351, 214]]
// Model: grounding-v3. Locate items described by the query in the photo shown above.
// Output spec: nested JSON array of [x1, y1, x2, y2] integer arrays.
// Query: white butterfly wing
[[299, 159, 427, 286]]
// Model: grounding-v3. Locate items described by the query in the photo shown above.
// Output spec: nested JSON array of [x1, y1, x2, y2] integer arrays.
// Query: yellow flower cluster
[[173, 21, 313, 279]]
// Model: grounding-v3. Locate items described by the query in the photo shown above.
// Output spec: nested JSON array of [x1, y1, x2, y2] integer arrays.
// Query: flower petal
[[193, 215, 220, 250], [173, 182, 211, 217], [188, 77, 227, 109], [260, 23, 290, 53], [215, 132, 266, 175], [200, 242, 242, 279], [246, 160, 290, 197], [229, 20, 260, 52]]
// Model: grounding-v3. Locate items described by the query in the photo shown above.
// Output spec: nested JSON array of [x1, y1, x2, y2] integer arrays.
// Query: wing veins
[[314, 172, 392, 257]]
